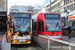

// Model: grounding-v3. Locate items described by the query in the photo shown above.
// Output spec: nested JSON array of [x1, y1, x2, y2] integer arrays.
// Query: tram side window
[[32, 19, 34, 30], [35, 22, 37, 31], [42, 22, 44, 31], [32, 19, 37, 31], [39, 22, 41, 31], [34, 22, 36, 31]]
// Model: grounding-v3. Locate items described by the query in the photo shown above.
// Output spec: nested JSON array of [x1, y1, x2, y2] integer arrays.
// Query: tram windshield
[[45, 14, 61, 31], [13, 18, 31, 32], [12, 13, 31, 32]]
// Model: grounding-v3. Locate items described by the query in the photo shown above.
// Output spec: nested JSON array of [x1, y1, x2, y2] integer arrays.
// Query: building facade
[[10, 6, 41, 15], [0, 0, 6, 11], [40, 0, 75, 27], [10, 6, 28, 12]]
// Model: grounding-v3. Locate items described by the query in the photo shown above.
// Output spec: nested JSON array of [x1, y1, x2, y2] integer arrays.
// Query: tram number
[[19, 40, 25, 42]]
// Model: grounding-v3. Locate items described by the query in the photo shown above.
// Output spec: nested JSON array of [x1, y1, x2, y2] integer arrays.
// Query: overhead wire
[[35, 0, 45, 9], [11, 0, 47, 14], [27, 0, 46, 8], [31, 0, 46, 14], [16, 0, 20, 5], [15, 0, 46, 9], [28, 0, 36, 6], [14, 0, 17, 5], [32, 0, 45, 9]]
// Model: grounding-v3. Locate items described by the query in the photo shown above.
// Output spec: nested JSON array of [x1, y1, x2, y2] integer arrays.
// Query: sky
[[8, 0, 54, 10]]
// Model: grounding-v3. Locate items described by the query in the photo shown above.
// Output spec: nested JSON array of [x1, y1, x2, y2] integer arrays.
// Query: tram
[[7, 12, 32, 44], [32, 13, 62, 39]]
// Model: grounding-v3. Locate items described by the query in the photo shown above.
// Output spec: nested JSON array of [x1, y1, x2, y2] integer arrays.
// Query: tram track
[[11, 42, 45, 50], [11, 44, 36, 50]]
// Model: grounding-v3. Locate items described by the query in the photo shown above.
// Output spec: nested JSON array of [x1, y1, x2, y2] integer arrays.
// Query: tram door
[[0, 22, 6, 32], [0, 22, 2, 30], [0, 12, 7, 32]]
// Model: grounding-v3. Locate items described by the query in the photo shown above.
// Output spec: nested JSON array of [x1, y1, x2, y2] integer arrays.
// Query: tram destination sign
[[45, 14, 60, 19], [12, 13, 31, 18]]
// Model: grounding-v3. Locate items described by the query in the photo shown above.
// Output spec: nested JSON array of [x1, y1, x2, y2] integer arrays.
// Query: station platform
[[62, 36, 75, 43], [0, 32, 75, 50]]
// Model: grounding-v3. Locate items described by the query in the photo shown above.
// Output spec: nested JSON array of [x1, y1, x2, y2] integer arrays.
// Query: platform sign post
[[48, 37, 50, 50]]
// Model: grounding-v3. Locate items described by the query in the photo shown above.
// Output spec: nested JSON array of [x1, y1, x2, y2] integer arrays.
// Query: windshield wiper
[[47, 25, 55, 35], [52, 31, 55, 35]]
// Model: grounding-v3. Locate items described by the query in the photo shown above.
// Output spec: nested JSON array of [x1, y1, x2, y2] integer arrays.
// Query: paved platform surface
[[0, 32, 6, 50], [62, 36, 75, 43], [0, 32, 5, 50]]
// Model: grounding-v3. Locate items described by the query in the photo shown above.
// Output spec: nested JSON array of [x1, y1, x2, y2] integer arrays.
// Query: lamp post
[[6, 0, 8, 16], [50, 0, 51, 13]]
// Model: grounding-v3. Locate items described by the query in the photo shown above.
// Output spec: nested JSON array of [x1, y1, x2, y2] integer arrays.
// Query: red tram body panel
[[32, 13, 62, 40]]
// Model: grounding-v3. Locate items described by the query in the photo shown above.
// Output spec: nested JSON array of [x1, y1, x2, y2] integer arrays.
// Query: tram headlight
[[27, 35, 31, 38], [58, 34, 61, 38], [14, 36, 17, 38]]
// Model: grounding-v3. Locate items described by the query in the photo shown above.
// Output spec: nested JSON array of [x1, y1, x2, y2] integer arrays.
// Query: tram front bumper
[[13, 36, 31, 40], [46, 34, 61, 39]]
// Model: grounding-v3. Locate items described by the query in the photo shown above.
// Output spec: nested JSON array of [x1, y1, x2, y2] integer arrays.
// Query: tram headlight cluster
[[14, 36, 17, 38], [58, 34, 61, 38], [27, 35, 31, 38]]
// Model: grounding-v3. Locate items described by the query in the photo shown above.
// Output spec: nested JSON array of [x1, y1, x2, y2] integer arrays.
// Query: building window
[[67, 0, 69, 4], [59, 8, 61, 13], [64, 7, 67, 12], [51, 0, 57, 5], [54, 10, 59, 13], [72, 4, 73, 10], [64, 0, 74, 5], [64, 4, 73, 12], [64, 0, 67, 5], [58, 2, 61, 7], [72, 21, 75, 27], [70, 4, 73, 11], [48, 8, 50, 12], [51, 3, 59, 10], [71, 0, 75, 2], [74, 3, 75, 10], [69, 0, 71, 3]]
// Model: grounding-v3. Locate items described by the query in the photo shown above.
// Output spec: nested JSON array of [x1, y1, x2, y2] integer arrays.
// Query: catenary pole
[[50, 0, 51, 13]]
